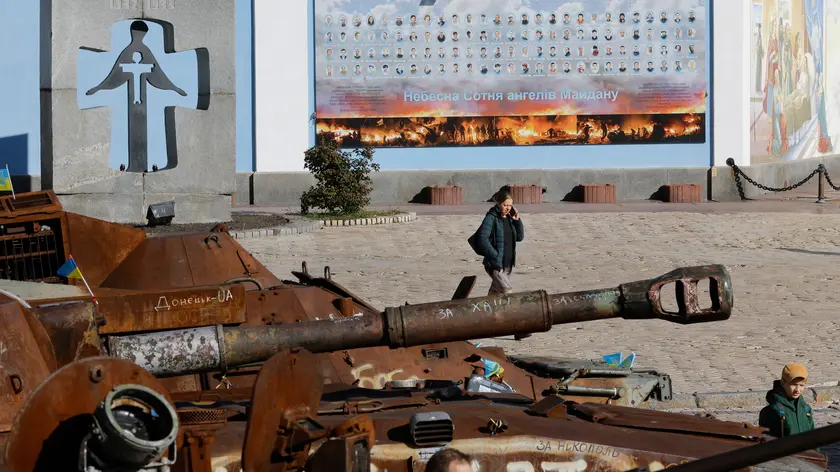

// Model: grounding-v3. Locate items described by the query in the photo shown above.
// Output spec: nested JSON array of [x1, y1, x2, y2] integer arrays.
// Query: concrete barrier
[[229, 154, 840, 207], [710, 154, 840, 201], [234, 172, 253, 206], [242, 167, 710, 206], [646, 385, 840, 411]]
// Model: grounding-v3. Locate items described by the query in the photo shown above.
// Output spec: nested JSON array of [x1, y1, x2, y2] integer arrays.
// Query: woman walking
[[476, 190, 524, 295], [476, 190, 528, 339]]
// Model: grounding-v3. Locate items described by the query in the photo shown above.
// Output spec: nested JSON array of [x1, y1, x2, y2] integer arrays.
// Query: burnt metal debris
[[0, 190, 829, 472]]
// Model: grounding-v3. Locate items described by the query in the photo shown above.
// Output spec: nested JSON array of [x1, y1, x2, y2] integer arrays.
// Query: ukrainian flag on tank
[[0, 166, 12, 192], [57, 256, 83, 279]]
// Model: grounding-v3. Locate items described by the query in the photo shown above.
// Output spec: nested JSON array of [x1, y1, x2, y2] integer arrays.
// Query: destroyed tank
[[0, 191, 829, 472]]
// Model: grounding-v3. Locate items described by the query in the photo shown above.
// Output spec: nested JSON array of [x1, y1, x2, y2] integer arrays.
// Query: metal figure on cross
[[85, 20, 187, 172], [86, 20, 186, 104]]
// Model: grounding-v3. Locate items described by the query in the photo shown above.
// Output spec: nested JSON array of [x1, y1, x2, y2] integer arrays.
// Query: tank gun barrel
[[107, 265, 732, 377]]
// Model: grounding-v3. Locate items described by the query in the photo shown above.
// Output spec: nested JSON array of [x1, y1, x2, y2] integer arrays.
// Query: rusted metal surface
[[0, 192, 824, 471], [31, 300, 102, 368], [16, 300, 58, 373], [174, 407, 229, 472], [5, 356, 177, 472], [157, 393, 828, 472], [353, 396, 822, 472], [568, 403, 767, 439], [622, 264, 733, 324], [96, 284, 246, 334], [105, 266, 733, 381], [108, 325, 226, 377], [241, 349, 325, 472], [528, 395, 570, 419], [0, 191, 62, 220], [547, 265, 733, 325], [0, 302, 53, 433], [337, 297, 355, 317], [291, 262, 381, 314], [306, 415, 375, 471], [450, 275, 477, 300], [0, 230, 62, 283], [548, 288, 622, 323], [644, 422, 840, 472], [99, 232, 282, 291], [387, 291, 552, 346], [64, 212, 147, 287], [107, 315, 384, 376], [510, 356, 673, 405], [243, 287, 310, 326]]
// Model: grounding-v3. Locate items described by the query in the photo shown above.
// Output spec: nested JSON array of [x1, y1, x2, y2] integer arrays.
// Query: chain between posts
[[725, 158, 840, 202]]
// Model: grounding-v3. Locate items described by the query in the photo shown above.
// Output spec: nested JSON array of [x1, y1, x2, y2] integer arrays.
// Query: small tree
[[300, 135, 380, 215]]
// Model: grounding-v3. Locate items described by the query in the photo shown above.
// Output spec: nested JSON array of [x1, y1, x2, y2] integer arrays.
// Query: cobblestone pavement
[[240, 211, 840, 394]]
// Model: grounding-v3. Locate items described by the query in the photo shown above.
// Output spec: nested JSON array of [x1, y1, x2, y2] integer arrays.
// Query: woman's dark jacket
[[476, 206, 524, 271]]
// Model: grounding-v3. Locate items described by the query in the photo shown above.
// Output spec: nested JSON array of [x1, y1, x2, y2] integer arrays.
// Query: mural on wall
[[750, 0, 838, 164], [314, 0, 709, 148]]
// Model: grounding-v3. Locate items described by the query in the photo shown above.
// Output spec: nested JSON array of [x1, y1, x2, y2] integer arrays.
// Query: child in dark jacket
[[758, 362, 815, 438]]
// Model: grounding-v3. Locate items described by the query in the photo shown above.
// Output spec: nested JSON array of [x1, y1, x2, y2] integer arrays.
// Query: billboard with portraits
[[314, 0, 708, 148]]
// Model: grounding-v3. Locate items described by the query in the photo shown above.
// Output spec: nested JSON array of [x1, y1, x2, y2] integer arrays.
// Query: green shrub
[[300, 136, 380, 215]]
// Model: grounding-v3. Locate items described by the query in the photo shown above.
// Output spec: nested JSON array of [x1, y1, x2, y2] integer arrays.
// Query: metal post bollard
[[816, 164, 827, 204]]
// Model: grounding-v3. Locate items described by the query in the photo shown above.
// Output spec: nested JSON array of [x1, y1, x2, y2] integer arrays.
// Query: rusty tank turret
[[0, 191, 828, 472]]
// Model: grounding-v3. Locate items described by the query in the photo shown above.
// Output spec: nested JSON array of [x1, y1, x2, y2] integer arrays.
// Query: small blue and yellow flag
[[57, 256, 83, 279], [0, 167, 13, 192]]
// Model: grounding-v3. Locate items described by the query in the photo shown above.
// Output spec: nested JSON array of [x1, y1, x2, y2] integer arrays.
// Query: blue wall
[[0, 0, 40, 175], [0, 0, 255, 175], [237, 0, 253, 172], [307, 0, 714, 171]]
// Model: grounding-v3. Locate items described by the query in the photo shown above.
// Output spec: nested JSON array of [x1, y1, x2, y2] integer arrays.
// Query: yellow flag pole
[[69, 254, 97, 305], [6, 164, 14, 200]]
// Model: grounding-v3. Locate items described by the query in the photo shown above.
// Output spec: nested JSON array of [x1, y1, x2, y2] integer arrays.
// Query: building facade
[[0, 0, 836, 200]]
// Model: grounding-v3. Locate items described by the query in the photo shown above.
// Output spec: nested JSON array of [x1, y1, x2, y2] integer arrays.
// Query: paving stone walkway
[[239, 211, 840, 395]]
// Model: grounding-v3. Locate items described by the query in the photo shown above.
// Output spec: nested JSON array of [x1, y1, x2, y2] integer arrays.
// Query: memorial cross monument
[[41, 1, 234, 224]]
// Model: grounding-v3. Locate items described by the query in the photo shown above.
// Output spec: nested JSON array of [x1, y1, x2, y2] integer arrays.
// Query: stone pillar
[[711, 0, 751, 168], [40, 0, 235, 224], [254, 0, 310, 173], [708, 0, 752, 201]]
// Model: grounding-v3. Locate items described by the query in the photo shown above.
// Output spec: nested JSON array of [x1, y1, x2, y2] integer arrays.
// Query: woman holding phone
[[476, 190, 528, 339], [476, 190, 524, 295]]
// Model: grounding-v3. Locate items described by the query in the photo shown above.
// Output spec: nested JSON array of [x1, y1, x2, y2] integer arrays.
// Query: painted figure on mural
[[807, 0, 832, 153], [792, 33, 801, 88], [772, 69, 789, 155], [817, 72, 832, 152], [782, 24, 793, 96], [762, 14, 779, 154], [755, 23, 764, 94]]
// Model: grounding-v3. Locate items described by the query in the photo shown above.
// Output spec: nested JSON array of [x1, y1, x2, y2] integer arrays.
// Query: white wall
[[254, 0, 310, 172], [712, 0, 751, 166]]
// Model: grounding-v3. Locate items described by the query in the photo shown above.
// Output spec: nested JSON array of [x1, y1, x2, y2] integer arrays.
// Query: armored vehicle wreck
[[0, 191, 827, 471]]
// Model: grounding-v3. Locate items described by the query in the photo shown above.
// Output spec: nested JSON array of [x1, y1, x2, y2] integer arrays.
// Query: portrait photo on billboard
[[314, 0, 708, 148]]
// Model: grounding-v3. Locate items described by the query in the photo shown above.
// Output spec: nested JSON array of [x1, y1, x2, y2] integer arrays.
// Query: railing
[[726, 158, 839, 204]]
